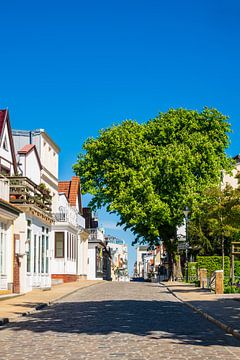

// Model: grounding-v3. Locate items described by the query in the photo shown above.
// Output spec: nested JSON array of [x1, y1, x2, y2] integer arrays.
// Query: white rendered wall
[[222, 164, 240, 189], [0, 221, 14, 290], [19, 151, 41, 185], [14, 213, 51, 293], [51, 228, 78, 276], [25, 151, 41, 185], [0, 124, 13, 167], [39, 134, 59, 213], [87, 244, 97, 280], [77, 236, 88, 277]]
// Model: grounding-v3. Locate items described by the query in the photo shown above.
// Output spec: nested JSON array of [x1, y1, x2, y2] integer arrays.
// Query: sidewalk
[[161, 281, 240, 341], [0, 280, 103, 325]]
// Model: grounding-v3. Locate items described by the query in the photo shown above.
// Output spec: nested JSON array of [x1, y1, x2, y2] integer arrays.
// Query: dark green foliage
[[197, 256, 230, 276], [234, 260, 240, 278]]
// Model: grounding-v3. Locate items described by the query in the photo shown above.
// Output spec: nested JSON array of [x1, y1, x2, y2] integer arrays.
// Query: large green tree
[[73, 108, 232, 270]]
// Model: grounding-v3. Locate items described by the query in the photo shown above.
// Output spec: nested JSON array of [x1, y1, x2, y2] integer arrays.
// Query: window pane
[[41, 235, 45, 273], [46, 236, 49, 273], [55, 232, 64, 258], [34, 235, 37, 273]]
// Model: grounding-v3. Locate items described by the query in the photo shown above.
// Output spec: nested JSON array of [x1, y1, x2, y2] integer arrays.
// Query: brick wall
[[51, 274, 78, 283]]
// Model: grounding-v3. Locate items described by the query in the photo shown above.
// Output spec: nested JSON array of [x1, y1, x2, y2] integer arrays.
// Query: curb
[[0, 281, 104, 326], [161, 283, 240, 341], [0, 318, 9, 326]]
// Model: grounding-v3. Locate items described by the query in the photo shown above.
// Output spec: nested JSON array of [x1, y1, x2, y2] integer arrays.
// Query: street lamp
[[183, 206, 190, 282]]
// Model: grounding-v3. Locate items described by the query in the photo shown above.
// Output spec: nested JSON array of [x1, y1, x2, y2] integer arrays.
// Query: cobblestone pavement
[[0, 282, 240, 360]]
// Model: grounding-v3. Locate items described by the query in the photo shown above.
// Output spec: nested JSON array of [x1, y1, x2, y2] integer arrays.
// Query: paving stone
[[0, 282, 239, 359]]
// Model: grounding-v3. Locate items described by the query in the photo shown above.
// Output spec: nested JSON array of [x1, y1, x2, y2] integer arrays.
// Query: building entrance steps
[[0, 280, 103, 325], [161, 281, 240, 340]]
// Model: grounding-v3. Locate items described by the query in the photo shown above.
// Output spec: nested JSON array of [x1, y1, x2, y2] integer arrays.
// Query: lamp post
[[183, 206, 190, 282]]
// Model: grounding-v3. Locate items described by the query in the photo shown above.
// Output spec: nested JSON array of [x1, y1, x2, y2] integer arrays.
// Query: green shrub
[[224, 284, 240, 294], [187, 262, 198, 282], [234, 260, 240, 278], [197, 256, 230, 277]]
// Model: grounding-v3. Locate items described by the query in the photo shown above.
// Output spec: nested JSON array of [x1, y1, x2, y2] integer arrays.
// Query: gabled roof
[[0, 110, 7, 136], [58, 176, 82, 212], [0, 109, 18, 174], [18, 144, 35, 154], [58, 181, 71, 197], [18, 144, 42, 170], [69, 176, 80, 207]]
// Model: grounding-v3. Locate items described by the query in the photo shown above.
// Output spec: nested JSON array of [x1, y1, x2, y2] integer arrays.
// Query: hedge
[[196, 256, 230, 277], [234, 260, 240, 278]]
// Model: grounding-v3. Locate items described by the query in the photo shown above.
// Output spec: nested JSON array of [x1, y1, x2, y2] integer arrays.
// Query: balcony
[[53, 212, 68, 222], [89, 228, 105, 242], [9, 176, 52, 220], [0, 175, 9, 201], [53, 211, 85, 230]]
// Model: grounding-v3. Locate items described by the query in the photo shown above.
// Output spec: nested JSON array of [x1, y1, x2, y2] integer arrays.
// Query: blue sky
[[1, 0, 240, 272]]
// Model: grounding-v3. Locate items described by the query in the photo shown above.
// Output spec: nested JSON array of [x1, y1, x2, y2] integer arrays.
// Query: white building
[[107, 237, 128, 281], [0, 110, 22, 294], [11, 143, 53, 292], [11, 127, 60, 292], [87, 228, 105, 280], [136, 245, 148, 278], [12, 129, 60, 212], [51, 177, 88, 283]]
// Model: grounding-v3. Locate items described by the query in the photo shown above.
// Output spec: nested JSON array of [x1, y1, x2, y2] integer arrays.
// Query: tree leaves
[[73, 107, 232, 248]]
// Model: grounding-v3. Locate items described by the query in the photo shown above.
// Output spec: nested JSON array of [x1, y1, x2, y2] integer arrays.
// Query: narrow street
[[0, 282, 239, 360]]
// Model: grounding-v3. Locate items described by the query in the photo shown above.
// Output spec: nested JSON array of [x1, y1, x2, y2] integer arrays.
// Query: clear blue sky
[[1, 0, 240, 273]]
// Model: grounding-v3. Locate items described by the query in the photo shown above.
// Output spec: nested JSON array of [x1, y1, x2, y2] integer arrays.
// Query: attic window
[[3, 137, 8, 151]]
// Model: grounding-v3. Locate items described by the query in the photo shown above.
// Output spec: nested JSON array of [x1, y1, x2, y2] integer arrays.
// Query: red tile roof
[[0, 109, 18, 174], [69, 176, 80, 207], [58, 181, 71, 198], [18, 144, 35, 154], [0, 110, 7, 137], [58, 177, 82, 211], [18, 144, 42, 169]]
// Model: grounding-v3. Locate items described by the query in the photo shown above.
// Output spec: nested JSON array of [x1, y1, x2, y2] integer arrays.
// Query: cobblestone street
[[0, 282, 240, 359]]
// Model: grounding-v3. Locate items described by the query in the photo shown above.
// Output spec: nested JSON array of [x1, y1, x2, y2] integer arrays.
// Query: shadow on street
[[3, 296, 240, 348]]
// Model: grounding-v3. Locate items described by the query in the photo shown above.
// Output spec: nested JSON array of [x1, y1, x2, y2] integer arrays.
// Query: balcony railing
[[53, 211, 85, 230], [9, 176, 52, 214], [53, 212, 67, 222], [89, 228, 105, 242], [0, 175, 9, 201]]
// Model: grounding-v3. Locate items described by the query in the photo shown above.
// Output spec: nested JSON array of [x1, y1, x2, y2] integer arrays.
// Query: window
[[0, 165, 10, 176], [38, 236, 41, 273], [0, 223, 7, 275], [46, 235, 49, 273], [67, 233, 69, 260], [33, 235, 37, 273], [55, 232, 64, 258], [26, 221, 32, 273], [41, 234, 45, 273]]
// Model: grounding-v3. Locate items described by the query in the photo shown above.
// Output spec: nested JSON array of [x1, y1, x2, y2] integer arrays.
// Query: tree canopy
[[73, 107, 232, 250], [189, 182, 240, 256]]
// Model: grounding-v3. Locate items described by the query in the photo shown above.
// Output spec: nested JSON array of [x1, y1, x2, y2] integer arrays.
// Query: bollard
[[199, 268, 208, 288], [215, 270, 224, 294]]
